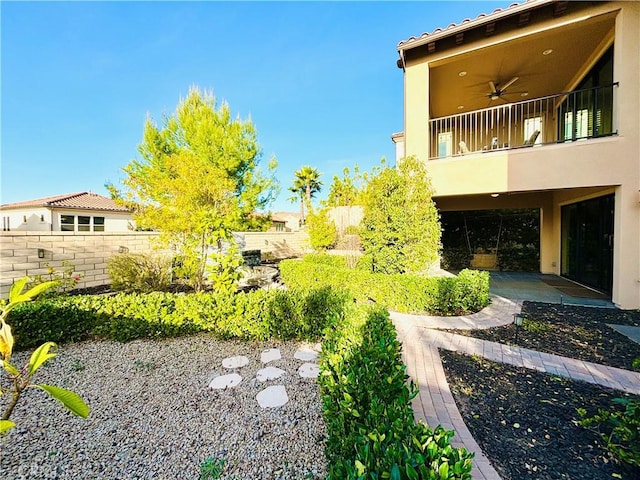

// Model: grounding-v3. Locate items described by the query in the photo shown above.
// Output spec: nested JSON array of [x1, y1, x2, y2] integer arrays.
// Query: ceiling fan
[[487, 76, 520, 101]]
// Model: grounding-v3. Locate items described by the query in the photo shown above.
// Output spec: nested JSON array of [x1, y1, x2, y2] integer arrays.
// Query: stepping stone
[[294, 347, 319, 362], [256, 385, 289, 408], [222, 355, 250, 369], [256, 366, 286, 382], [261, 348, 282, 364], [298, 363, 320, 378], [209, 373, 242, 389]]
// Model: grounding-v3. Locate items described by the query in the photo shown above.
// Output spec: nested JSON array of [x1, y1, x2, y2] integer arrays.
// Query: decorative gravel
[[0, 334, 327, 480]]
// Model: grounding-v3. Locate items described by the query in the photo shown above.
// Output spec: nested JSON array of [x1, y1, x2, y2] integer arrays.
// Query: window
[[61, 215, 75, 231], [563, 109, 591, 140], [93, 217, 105, 232], [558, 45, 613, 141], [523, 117, 542, 146], [78, 216, 91, 232], [437, 132, 452, 157]]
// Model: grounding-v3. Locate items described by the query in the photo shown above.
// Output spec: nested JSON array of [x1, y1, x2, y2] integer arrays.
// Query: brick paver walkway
[[391, 295, 640, 480]]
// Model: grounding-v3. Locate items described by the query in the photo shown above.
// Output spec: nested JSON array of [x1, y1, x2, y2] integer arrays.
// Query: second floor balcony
[[428, 84, 618, 160]]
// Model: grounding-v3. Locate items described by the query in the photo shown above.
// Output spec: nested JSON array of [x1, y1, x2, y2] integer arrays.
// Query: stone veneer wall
[[0, 230, 309, 298]]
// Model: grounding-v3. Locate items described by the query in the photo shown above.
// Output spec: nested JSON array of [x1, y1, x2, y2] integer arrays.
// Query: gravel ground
[[0, 334, 327, 480]]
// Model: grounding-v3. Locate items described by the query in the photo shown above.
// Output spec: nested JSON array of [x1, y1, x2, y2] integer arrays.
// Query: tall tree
[[288, 166, 322, 223], [360, 156, 441, 274], [326, 166, 365, 207], [113, 86, 278, 290]]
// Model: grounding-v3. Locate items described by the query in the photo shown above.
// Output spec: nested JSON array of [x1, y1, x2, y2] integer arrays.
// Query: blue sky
[[1, 1, 507, 212]]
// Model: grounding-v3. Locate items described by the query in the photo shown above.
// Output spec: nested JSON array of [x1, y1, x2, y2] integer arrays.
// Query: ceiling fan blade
[[501, 76, 519, 92], [489, 81, 497, 94]]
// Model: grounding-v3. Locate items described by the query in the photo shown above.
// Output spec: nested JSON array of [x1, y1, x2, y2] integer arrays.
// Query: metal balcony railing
[[428, 83, 618, 159]]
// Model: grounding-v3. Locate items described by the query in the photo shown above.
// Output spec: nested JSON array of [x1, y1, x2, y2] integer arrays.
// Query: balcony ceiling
[[429, 12, 616, 118]]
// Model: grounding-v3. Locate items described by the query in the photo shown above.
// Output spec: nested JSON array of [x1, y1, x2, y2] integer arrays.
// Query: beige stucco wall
[[1, 208, 133, 232], [402, 2, 640, 308]]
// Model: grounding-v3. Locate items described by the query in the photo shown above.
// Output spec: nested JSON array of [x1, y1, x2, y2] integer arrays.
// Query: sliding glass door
[[561, 194, 614, 294]]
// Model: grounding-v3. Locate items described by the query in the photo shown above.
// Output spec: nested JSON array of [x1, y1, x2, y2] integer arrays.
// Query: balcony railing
[[428, 83, 618, 160]]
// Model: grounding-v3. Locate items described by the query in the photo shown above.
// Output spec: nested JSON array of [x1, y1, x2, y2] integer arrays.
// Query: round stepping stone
[[209, 373, 242, 389], [261, 348, 282, 364], [256, 385, 289, 408], [222, 355, 249, 369], [298, 363, 320, 378], [294, 347, 319, 362], [256, 366, 286, 382]]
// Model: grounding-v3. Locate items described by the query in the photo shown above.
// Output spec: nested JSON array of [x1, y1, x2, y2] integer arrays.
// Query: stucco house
[[0, 192, 133, 232], [271, 212, 303, 232], [394, 0, 639, 309]]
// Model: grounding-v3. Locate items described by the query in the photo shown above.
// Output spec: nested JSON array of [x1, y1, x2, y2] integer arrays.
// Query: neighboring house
[[395, 0, 639, 309], [0, 192, 133, 232], [271, 212, 303, 232]]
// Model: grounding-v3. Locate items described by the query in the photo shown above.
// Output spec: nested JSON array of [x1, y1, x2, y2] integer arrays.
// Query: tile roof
[[0, 192, 131, 212], [272, 212, 302, 222], [397, 0, 549, 50]]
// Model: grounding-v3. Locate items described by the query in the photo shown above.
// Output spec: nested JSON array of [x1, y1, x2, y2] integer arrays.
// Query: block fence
[[0, 230, 310, 298]]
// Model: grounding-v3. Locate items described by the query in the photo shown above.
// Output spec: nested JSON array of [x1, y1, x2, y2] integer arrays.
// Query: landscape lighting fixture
[[38, 248, 45, 259], [513, 313, 525, 344]]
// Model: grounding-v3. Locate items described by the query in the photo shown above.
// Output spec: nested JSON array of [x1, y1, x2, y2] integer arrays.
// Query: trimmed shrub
[[7, 287, 348, 347], [107, 253, 172, 292], [320, 305, 474, 479], [302, 253, 348, 269], [8, 298, 100, 349], [280, 258, 490, 315]]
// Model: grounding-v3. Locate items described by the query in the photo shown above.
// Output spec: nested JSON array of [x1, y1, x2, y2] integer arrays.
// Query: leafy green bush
[[9, 298, 101, 349], [107, 253, 172, 292], [360, 156, 441, 274], [497, 244, 540, 272], [441, 247, 472, 271], [302, 253, 348, 268], [578, 397, 640, 469], [8, 287, 348, 346], [307, 207, 337, 251], [280, 258, 490, 315], [320, 305, 474, 479]]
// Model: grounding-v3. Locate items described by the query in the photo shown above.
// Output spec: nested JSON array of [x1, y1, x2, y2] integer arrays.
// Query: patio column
[[539, 202, 556, 274]]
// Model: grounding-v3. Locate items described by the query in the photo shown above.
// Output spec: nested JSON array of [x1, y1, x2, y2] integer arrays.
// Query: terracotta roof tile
[[1, 192, 131, 212], [397, 0, 543, 50]]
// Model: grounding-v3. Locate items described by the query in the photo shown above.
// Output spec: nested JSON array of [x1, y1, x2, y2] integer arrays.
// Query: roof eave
[[397, 0, 555, 53]]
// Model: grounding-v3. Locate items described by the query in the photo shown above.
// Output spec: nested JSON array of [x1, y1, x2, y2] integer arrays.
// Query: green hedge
[[279, 257, 490, 315], [320, 305, 474, 479], [8, 287, 349, 348]]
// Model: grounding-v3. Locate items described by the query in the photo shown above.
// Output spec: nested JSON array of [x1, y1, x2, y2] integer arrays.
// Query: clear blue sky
[[1, 1, 508, 213]]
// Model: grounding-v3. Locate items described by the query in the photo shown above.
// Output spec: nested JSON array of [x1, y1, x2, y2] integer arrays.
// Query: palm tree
[[288, 166, 322, 224]]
